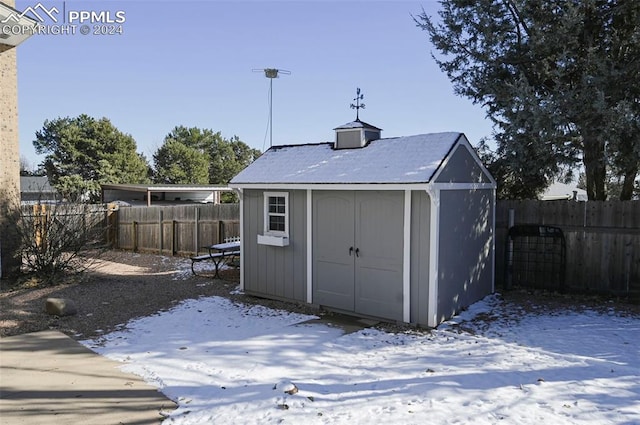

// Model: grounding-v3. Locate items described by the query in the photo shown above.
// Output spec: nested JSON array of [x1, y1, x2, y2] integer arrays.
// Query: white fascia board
[[430, 182, 496, 191], [0, 3, 37, 47], [228, 183, 431, 191]]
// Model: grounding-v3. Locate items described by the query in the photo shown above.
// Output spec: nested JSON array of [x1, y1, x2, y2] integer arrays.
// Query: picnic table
[[190, 240, 240, 279]]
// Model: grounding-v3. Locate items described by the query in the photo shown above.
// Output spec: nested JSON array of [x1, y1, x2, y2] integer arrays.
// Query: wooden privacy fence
[[495, 200, 640, 296], [112, 203, 239, 256], [21, 203, 114, 249]]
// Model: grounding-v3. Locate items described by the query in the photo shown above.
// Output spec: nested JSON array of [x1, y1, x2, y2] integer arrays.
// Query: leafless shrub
[[17, 203, 111, 283]]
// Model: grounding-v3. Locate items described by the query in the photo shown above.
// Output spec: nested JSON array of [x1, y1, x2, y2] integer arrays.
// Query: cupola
[[333, 119, 382, 149], [333, 87, 382, 149]]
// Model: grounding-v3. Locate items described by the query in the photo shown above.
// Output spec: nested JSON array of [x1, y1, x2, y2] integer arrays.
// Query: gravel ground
[[2, 250, 637, 340], [0, 250, 319, 340]]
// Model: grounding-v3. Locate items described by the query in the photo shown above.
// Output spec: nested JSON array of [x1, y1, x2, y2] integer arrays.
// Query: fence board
[[496, 200, 640, 296], [114, 204, 239, 255]]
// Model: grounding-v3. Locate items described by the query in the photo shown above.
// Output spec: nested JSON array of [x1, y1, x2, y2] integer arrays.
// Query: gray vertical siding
[[335, 131, 361, 149], [410, 190, 431, 326], [435, 145, 492, 184], [437, 189, 494, 322], [242, 189, 307, 302]]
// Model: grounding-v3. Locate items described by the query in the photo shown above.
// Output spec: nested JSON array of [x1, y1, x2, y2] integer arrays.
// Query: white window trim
[[263, 191, 289, 237]]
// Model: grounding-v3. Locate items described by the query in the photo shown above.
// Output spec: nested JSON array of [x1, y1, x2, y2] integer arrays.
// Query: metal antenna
[[252, 68, 291, 147], [350, 87, 365, 121]]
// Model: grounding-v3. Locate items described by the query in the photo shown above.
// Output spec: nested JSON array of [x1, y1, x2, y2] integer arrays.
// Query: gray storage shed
[[229, 120, 496, 327]]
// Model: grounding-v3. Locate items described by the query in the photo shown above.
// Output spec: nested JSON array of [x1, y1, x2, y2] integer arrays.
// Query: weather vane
[[350, 87, 365, 121]]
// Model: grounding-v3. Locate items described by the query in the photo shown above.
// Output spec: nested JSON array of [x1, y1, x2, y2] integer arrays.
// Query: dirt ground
[[1, 250, 638, 340], [0, 250, 318, 340]]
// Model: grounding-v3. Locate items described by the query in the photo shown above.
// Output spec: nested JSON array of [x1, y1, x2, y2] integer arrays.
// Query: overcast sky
[[15, 0, 493, 167]]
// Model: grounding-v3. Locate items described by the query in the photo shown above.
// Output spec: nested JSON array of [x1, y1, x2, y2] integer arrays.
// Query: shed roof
[[231, 132, 464, 185], [100, 184, 231, 192], [333, 119, 382, 131]]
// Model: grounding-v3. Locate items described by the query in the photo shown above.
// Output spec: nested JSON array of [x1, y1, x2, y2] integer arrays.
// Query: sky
[[84, 260, 640, 424], [14, 0, 494, 169]]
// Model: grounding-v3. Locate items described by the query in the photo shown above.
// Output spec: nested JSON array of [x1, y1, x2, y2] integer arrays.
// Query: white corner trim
[[491, 188, 496, 293], [425, 186, 440, 327], [306, 189, 313, 304], [238, 189, 244, 291], [403, 190, 411, 323]]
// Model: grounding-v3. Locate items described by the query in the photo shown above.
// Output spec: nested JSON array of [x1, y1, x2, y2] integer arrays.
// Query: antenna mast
[[253, 68, 291, 147]]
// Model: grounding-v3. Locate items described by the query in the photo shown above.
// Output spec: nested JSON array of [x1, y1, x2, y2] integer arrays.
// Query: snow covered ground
[[84, 293, 640, 425]]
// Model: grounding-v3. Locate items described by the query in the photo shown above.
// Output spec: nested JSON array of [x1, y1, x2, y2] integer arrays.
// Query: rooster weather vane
[[350, 87, 365, 121]]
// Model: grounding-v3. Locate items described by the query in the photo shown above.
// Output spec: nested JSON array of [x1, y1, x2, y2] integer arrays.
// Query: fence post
[[33, 204, 47, 250], [132, 221, 138, 252], [172, 220, 177, 255], [505, 208, 515, 290], [159, 210, 163, 254], [218, 220, 225, 244], [194, 207, 200, 255], [106, 203, 118, 247]]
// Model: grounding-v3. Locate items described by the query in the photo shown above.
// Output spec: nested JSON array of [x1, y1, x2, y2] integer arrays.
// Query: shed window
[[264, 192, 288, 236]]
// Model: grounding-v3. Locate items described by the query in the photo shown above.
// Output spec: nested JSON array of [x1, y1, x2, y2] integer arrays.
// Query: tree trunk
[[620, 167, 638, 200], [582, 136, 607, 200]]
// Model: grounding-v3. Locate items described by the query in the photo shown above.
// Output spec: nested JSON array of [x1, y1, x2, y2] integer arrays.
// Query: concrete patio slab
[[0, 330, 175, 425]]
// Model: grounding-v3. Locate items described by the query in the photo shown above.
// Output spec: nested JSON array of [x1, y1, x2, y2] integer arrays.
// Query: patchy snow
[[229, 133, 462, 184], [84, 294, 640, 425]]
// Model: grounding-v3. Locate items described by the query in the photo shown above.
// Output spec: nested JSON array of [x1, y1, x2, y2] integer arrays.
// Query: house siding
[[437, 189, 494, 322], [410, 190, 431, 326], [435, 144, 492, 184], [242, 189, 307, 302]]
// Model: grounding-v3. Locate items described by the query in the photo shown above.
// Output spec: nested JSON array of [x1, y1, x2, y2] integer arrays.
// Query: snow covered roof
[[20, 176, 56, 194], [230, 132, 463, 185], [333, 119, 382, 131]]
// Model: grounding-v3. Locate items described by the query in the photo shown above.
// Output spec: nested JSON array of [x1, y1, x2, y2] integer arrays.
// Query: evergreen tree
[[417, 0, 640, 199], [33, 114, 150, 202], [153, 139, 209, 184], [153, 126, 261, 186]]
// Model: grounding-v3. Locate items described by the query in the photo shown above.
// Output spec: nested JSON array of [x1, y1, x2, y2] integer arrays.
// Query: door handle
[[349, 246, 354, 256], [355, 248, 360, 257]]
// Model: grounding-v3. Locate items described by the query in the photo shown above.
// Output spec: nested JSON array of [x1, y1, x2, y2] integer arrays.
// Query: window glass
[[265, 193, 288, 235]]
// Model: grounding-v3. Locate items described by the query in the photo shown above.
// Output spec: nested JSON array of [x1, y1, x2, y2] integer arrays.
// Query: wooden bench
[[190, 250, 241, 279]]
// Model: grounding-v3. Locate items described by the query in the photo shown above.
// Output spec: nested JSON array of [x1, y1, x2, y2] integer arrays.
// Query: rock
[[45, 298, 78, 316], [274, 380, 298, 395]]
